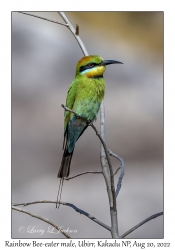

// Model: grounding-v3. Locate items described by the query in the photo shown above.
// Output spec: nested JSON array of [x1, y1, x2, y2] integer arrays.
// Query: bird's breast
[[72, 78, 105, 121]]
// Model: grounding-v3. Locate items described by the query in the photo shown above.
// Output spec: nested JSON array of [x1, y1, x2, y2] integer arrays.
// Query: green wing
[[62, 80, 77, 150], [64, 80, 77, 133]]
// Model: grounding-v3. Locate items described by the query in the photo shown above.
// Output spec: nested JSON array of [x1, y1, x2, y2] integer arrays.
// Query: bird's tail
[[57, 145, 74, 178]]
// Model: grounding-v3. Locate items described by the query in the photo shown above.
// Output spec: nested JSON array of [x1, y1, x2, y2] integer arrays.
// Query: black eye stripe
[[80, 62, 99, 73]]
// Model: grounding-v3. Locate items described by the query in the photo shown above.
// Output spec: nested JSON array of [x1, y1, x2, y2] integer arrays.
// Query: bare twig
[[64, 171, 102, 180], [58, 12, 88, 56], [90, 124, 117, 208], [75, 24, 79, 35], [18, 11, 87, 56], [120, 212, 163, 238], [113, 167, 121, 177], [61, 104, 78, 117], [12, 205, 71, 238], [100, 102, 119, 238], [108, 149, 125, 197], [12, 201, 111, 232], [61, 202, 111, 231], [17, 12, 68, 27]]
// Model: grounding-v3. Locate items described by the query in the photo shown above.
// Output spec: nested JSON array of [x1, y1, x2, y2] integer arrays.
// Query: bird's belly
[[67, 100, 100, 153], [74, 99, 101, 121]]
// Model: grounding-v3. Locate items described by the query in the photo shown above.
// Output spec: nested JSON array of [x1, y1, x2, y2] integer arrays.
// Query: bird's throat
[[82, 65, 106, 78]]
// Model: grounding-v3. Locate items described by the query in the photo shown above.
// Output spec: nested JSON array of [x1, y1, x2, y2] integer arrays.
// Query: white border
[[1, 0, 175, 248]]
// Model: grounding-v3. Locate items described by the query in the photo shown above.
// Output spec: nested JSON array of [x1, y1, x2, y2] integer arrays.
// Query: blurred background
[[12, 12, 163, 239]]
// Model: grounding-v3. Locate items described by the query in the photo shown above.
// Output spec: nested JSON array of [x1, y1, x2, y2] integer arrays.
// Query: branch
[[17, 12, 68, 27], [17, 12, 88, 56], [113, 167, 121, 177], [90, 123, 117, 207], [58, 12, 88, 56], [100, 102, 119, 238], [120, 212, 163, 238], [64, 171, 102, 180], [12, 201, 111, 232], [12, 205, 71, 238], [108, 149, 125, 197]]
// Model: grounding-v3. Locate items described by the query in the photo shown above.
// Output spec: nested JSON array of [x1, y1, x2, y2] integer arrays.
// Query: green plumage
[[57, 55, 122, 178]]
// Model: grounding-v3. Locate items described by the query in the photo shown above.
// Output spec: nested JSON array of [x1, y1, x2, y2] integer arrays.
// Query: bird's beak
[[101, 60, 123, 66]]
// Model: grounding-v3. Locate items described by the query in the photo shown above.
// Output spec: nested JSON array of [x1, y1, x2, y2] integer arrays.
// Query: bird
[[58, 55, 123, 178]]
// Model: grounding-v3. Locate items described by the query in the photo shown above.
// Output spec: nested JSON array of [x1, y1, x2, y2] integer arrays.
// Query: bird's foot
[[87, 120, 93, 126]]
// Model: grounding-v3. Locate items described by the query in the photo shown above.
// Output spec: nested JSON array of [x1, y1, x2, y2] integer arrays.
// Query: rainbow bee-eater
[[58, 55, 123, 178]]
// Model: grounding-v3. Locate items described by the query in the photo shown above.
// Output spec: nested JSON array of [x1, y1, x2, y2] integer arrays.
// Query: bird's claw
[[87, 120, 93, 126]]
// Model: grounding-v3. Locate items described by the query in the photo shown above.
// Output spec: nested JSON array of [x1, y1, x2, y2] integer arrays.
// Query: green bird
[[58, 55, 122, 178]]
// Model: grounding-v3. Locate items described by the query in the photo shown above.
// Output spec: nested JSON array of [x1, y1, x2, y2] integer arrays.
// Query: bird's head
[[75, 55, 123, 78]]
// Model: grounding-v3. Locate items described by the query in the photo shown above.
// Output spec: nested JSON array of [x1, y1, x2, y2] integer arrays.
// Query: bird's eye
[[88, 63, 94, 67]]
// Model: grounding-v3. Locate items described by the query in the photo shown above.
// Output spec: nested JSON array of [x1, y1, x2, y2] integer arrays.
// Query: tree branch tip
[[64, 170, 102, 180], [113, 167, 121, 176], [75, 24, 79, 35], [121, 212, 163, 238]]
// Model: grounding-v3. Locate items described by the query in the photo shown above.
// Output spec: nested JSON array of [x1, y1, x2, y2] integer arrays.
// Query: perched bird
[[58, 55, 122, 178]]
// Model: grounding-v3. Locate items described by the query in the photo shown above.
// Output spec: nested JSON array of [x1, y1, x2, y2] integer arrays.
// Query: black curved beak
[[101, 60, 123, 66]]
